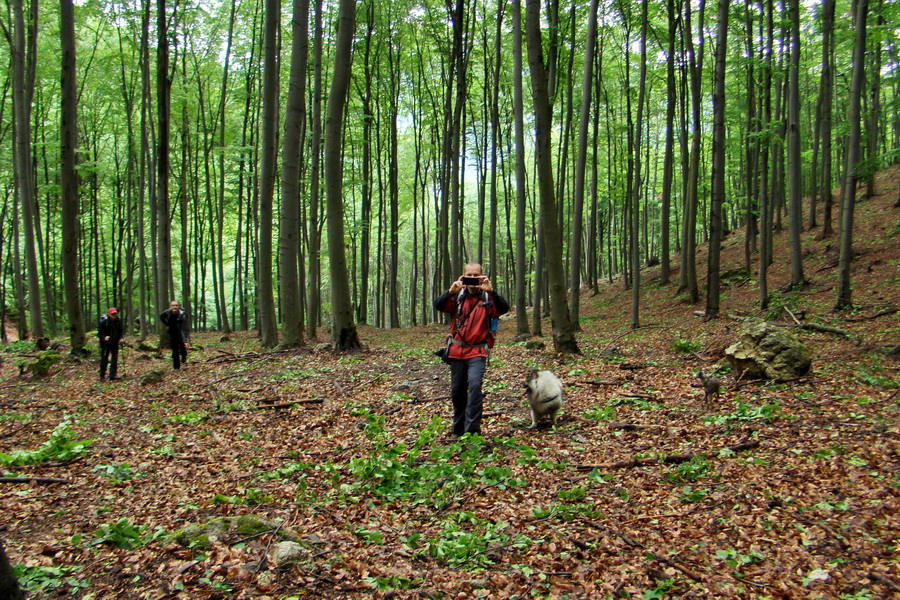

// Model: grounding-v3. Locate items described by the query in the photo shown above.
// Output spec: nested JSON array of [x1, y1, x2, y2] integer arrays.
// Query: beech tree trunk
[[835, 0, 868, 309], [524, 0, 579, 353], [59, 0, 85, 353], [278, 0, 309, 347], [256, 0, 279, 347], [325, 0, 361, 350]]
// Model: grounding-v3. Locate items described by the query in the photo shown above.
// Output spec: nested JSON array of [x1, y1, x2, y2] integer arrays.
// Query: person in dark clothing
[[434, 263, 509, 437], [159, 300, 189, 370], [98, 307, 125, 381]]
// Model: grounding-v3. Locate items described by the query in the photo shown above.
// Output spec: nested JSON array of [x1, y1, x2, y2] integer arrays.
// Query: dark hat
[[107, 307, 118, 315]]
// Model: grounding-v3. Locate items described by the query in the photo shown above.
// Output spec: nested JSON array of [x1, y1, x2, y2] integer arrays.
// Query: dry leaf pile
[[1, 167, 899, 599]]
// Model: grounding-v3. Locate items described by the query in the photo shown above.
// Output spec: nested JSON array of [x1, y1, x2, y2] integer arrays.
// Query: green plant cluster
[[0, 419, 91, 467], [703, 400, 781, 426], [12, 564, 89, 596], [344, 414, 525, 508]]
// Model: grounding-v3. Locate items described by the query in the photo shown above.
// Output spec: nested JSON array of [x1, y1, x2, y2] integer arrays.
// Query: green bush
[[0, 419, 91, 467]]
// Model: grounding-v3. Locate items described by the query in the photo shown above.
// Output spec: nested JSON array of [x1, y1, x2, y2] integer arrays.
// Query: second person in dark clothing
[[98, 307, 124, 381], [160, 300, 189, 370], [434, 263, 509, 437]]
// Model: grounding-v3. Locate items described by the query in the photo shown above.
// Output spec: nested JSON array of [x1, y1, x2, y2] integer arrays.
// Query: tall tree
[[156, 0, 174, 326], [325, 0, 361, 350], [629, 0, 649, 328], [279, 0, 310, 347], [679, 0, 704, 304], [569, 0, 599, 326], [59, 0, 85, 354], [8, 0, 42, 339], [307, 0, 324, 338], [524, 0, 579, 353], [660, 0, 678, 285], [511, 0, 530, 338], [817, 0, 835, 238], [835, 0, 868, 309], [706, 0, 728, 317], [786, 0, 805, 288], [256, 0, 280, 347]]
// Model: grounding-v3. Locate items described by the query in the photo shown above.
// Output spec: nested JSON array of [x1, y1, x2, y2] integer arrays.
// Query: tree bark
[[59, 0, 86, 354], [325, 0, 361, 350], [835, 0, 868, 309], [569, 0, 599, 327], [706, 0, 728, 317], [279, 0, 309, 347], [786, 0, 806, 288], [0, 539, 24, 600], [524, 0, 579, 353], [10, 0, 43, 339], [511, 0, 530, 338], [256, 0, 280, 347]]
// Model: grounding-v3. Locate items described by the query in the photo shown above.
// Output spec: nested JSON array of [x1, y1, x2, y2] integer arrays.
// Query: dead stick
[[0, 477, 70, 484], [575, 440, 760, 471], [869, 571, 900, 593]]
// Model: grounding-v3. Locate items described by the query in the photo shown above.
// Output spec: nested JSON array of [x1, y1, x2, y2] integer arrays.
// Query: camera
[[461, 276, 481, 286]]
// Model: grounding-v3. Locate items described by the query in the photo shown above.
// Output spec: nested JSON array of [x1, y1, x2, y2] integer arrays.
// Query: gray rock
[[270, 541, 313, 570], [140, 369, 166, 386], [725, 319, 811, 382]]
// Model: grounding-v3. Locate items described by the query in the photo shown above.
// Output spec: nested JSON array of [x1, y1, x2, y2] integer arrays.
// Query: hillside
[[1, 166, 898, 599]]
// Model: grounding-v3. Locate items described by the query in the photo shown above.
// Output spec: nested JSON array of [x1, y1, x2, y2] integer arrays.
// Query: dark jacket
[[159, 308, 189, 344], [97, 315, 124, 346], [434, 289, 509, 360]]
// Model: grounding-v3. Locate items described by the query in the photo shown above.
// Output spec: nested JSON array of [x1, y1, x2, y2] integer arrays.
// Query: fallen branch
[[586, 522, 703, 582], [607, 422, 659, 431], [0, 476, 70, 484], [580, 380, 622, 387], [256, 398, 324, 410], [574, 440, 760, 471], [845, 307, 897, 322], [869, 571, 900, 593]]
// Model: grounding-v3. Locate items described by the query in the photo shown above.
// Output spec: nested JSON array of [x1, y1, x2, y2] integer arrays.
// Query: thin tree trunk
[[706, 0, 728, 317], [279, 0, 309, 347], [818, 0, 835, 238], [59, 0, 86, 353], [10, 0, 42, 339], [307, 0, 324, 338], [511, 0, 530, 337], [786, 0, 805, 288], [256, 0, 280, 347], [569, 0, 598, 327], [156, 0, 173, 330], [835, 0, 868, 309]]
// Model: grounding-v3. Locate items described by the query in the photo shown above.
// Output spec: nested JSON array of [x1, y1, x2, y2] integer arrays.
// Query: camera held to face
[[461, 276, 481, 286]]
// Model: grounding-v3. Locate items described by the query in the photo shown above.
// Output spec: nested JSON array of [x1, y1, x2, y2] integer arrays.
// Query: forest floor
[[1, 166, 899, 600]]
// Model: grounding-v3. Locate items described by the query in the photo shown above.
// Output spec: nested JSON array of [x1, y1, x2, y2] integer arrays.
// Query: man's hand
[[104, 336, 110, 342], [479, 276, 494, 293], [449, 278, 464, 295]]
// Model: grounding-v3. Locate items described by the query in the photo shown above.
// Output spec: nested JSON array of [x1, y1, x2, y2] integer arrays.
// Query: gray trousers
[[449, 356, 487, 435]]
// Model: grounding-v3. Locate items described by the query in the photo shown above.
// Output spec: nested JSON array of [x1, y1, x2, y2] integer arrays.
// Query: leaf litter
[[1, 167, 899, 599]]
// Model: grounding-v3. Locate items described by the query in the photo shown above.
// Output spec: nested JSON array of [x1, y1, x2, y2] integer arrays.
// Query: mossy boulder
[[137, 340, 158, 352], [725, 319, 812, 382], [169, 515, 303, 550], [16, 349, 61, 377], [140, 370, 166, 386]]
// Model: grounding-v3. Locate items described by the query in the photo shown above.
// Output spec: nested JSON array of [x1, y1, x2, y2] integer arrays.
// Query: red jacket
[[434, 289, 509, 360]]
